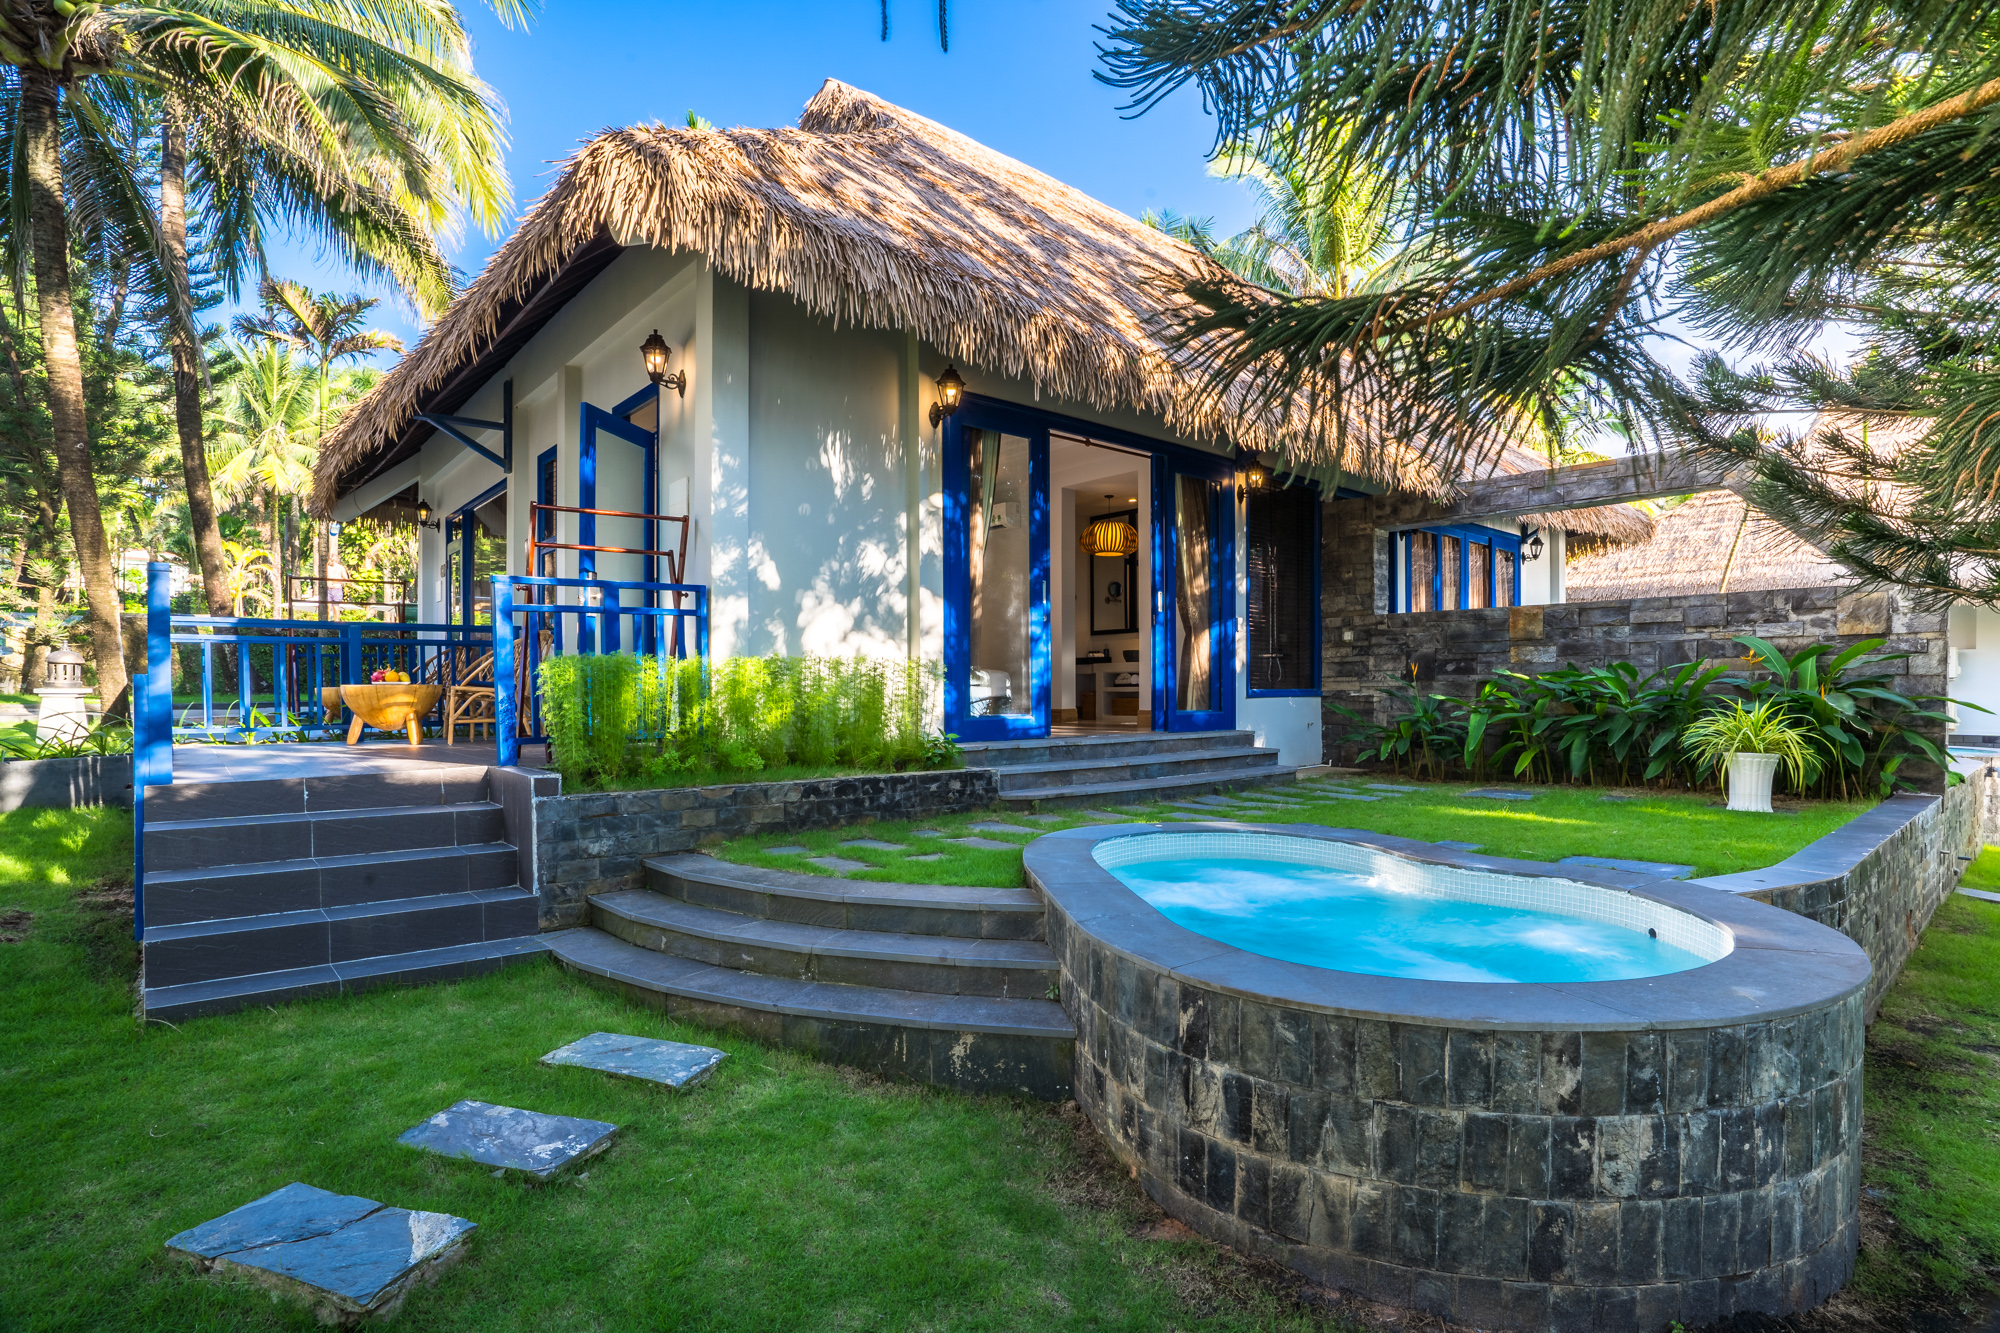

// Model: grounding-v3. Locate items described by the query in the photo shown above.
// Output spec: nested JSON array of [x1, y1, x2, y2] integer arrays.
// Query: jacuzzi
[[1024, 822, 1871, 1332]]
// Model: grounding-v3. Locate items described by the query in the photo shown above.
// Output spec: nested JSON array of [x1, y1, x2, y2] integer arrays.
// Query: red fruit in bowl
[[371, 669, 385, 683]]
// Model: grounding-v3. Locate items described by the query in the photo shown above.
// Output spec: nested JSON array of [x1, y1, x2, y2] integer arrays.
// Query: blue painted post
[[602, 583, 620, 654], [494, 578, 518, 767], [695, 586, 709, 682], [141, 563, 173, 787], [342, 621, 362, 685]]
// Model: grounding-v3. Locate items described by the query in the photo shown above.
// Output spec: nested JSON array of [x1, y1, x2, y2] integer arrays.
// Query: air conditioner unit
[[989, 501, 1020, 529]]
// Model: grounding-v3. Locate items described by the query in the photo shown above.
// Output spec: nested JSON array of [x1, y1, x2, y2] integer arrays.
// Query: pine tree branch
[[1415, 76, 2000, 331]]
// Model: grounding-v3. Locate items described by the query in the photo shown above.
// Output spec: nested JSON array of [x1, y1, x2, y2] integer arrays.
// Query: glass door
[[1153, 455, 1235, 732], [943, 402, 1049, 740]]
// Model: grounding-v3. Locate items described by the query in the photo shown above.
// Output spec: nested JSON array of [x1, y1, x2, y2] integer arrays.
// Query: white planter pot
[[1726, 751, 1781, 813]]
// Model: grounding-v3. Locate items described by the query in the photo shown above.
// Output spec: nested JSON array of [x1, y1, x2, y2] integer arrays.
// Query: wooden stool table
[[329, 682, 443, 745]]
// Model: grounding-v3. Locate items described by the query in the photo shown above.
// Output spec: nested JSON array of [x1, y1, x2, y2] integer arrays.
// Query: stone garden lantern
[[36, 648, 91, 743]]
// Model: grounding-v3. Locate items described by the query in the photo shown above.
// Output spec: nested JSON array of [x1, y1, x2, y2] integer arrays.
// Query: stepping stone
[[807, 856, 871, 873], [398, 1099, 620, 1181], [1312, 791, 1383, 802], [1559, 855, 1696, 881], [1018, 813, 1066, 823], [968, 821, 1036, 834], [1166, 812, 1225, 820], [541, 1032, 727, 1090], [910, 829, 947, 839], [1959, 886, 2000, 905], [1466, 789, 1536, 801], [1366, 784, 1423, 792], [1178, 796, 1241, 808], [1434, 840, 1484, 852], [1080, 810, 1137, 821], [763, 845, 809, 856], [839, 838, 903, 850], [948, 837, 1020, 851], [165, 1182, 475, 1322], [905, 853, 945, 862]]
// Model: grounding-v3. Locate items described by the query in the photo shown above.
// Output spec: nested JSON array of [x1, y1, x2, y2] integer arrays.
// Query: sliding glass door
[[943, 402, 1049, 740], [1152, 453, 1235, 732]]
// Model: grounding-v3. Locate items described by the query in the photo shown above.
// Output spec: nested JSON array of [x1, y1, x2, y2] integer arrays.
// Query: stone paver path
[[967, 821, 1036, 835], [1466, 788, 1536, 801], [397, 1100, 619, 1181], [948, 836, 1019, 850], [839, 838, 903, 850], [541, 1031, 727, 1090], [1365, 783, 1423, 792], [807, 856, 871, 873], [905, 853, 945, 862], [764, 845, 809, 855], [165, 1182, 475, 1322]]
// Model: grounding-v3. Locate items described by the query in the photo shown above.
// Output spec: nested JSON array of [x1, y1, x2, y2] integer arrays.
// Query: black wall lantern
[[929, 365, 966, 426], [641, 330, 687, 397], [1239, 455, 1273, 489], [1524, 530, 1546, 562], [415, 498, 439, 531]]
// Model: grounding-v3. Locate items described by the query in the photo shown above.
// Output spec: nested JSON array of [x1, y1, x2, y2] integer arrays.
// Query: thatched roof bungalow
[[318, 80, 1645, 762]]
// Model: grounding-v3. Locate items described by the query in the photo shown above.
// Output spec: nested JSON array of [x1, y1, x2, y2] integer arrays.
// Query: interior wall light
[[929, 365, 966, 427], [641, 329, 687, 397]]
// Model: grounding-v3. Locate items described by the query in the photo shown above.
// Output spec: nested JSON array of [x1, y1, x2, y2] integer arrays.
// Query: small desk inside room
[[1074, 658, 1142, 724]]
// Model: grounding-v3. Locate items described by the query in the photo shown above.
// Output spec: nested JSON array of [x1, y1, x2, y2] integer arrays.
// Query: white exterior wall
[[1949, 605, 2000, 740]]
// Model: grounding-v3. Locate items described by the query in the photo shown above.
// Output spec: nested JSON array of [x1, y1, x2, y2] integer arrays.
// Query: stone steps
[[546, 926, 1072, 1100], [141, 935, 550, 1023], [999, 766, 1298, 811], [958, 729, 1257, 766], [645, 852, 1045, 940], [957, 729, 1296, 812], [592, 889, 1057, 998], [985, 744, 1285, 792], [139, 764, 541, 1021]]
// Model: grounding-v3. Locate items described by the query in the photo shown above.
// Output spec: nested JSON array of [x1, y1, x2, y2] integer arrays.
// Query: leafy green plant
[[1681, 699, 1816, 790], [540, 653, 639, 789], [1338, 688, 1467, 779], [0, 725, 135, 760]]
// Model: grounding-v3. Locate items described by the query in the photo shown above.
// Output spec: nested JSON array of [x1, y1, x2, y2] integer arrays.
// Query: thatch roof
[[1564, 488, 1848, 600], [1480, 443, 1655, 543], [313, 81, 1482, 512]]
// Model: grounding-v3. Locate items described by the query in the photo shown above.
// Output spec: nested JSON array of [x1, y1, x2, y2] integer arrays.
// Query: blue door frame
[[941, 398, 1050, 741], [1153, 450, 1236, 733], [579, 387, 661, 648]]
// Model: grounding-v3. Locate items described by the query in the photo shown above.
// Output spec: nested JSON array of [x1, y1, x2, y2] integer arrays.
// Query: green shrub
[[538, 652, 952, 791]]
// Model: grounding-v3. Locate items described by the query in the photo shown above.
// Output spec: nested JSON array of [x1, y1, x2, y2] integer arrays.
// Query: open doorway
[[1053, 433, 1150, 731]]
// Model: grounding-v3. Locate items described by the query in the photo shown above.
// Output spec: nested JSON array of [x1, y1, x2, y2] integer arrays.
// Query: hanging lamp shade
[[1079, 514, 1139, 558]]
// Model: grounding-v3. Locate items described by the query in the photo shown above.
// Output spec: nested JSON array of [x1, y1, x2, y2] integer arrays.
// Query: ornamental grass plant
[[539, 653, 954, 790]]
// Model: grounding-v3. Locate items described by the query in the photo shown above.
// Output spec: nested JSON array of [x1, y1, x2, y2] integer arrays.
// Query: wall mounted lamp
[[414, 499, 440, 531], [929, 365, 966, 427], [641, 329, 687, 397], [1523, 530, 1546, 562], [1239, 456, 1274, 489]]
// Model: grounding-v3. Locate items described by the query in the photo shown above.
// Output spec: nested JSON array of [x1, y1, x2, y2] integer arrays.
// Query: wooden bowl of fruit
[[335, 672, 441, 745]]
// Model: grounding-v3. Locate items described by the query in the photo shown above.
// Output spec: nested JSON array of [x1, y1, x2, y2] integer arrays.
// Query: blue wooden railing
[[492, 574, 709, 768]]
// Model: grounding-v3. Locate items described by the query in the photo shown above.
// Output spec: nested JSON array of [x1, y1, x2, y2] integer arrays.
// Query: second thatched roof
[[311, 81, 1528, 512], [1564, 488, 1847, 599]]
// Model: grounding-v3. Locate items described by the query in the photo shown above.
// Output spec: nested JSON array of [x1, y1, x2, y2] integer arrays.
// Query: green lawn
[[1851, 855, 2000, 1311], [0, 808, 1348, 1333], [710, 777, 1874, 887]]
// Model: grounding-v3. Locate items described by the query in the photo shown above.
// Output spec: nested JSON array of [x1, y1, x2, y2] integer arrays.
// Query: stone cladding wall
[[1697, 786, 1980, 1019], [529, 768, 998, 927], [1317, 494, 1950, 786], [1054, 917, 1864, 1333]]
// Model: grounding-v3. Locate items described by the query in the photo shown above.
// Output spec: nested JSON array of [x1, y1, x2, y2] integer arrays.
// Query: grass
[[1848, 856, 2000, 1314], [709, 776, 1875, 887], [0, 808, 1353, 1333]]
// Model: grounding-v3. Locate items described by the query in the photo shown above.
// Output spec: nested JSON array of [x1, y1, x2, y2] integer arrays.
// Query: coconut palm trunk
[[20, 66, 128, 713], [160, 103, 233, 620]]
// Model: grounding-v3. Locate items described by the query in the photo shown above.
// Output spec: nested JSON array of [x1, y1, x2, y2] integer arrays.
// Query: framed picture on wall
[[1089, 509, 1140, 636]]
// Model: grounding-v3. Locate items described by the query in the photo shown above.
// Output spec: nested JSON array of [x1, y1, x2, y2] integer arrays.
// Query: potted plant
[[1682, 699, 1814, 813]]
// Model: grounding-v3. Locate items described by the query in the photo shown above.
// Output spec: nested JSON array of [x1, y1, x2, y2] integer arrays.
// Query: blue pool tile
[[542, 1031, 728, 1089], [398, 1099, 619, 1180], [1558, 855, 1696, 880]]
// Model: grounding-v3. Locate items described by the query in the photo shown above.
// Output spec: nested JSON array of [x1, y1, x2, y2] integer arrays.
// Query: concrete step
[[547, 927, 1073, 1100], [140, 934, 550, 1023], [986, 745, 1283, 792], [644, 853, 1045, 940], [141, 765, 493, 822], [957, 730, 1257, 767], [141, 887, 538, 988], [592, 890, 1056, 999], [142, 843, 521, 927], [143, 801, 505, 873], [1000, 766, 1300, 811]]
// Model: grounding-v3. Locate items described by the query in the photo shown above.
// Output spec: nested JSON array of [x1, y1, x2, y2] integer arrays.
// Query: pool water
[[1106, 854, 1713, 983]]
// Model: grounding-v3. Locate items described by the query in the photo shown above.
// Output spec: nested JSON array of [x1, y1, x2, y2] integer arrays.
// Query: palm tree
[[1204, 128, 1397, 300], [0, 0, 524, 706], [235, 280, 402, 619], [210, 341, 319, 611]]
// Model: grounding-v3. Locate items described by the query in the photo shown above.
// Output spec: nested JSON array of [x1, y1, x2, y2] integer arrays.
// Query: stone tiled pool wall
[[1027, 825, 1872, 1333], [525, 768, 998, 927], [1693, 785, 1979, 1020]]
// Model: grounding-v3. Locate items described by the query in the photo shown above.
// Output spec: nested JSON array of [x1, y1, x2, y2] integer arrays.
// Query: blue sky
[[246, 0, 1260, 359]]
